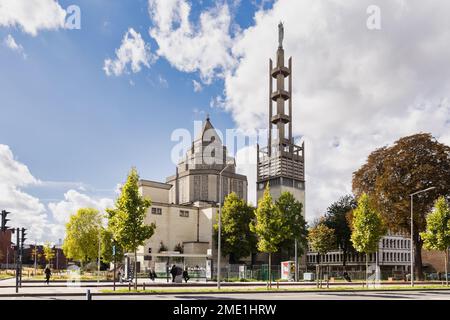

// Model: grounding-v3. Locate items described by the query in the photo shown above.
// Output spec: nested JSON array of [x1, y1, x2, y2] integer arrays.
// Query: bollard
[[128, 282, 131, 291], [86, 289, 92, 301]]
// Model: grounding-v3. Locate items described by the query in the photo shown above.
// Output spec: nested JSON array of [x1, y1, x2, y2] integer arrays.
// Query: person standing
[[183, 267, 190, 283], [44, 265, 52, 285], [170, 265, 177, 282], [149, 268, 156, 282]]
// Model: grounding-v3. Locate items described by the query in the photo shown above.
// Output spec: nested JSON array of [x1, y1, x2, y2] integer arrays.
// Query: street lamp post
[[409, 186, 436, 287], [217, 163, 232, 290], [98, 229, 101, 283]]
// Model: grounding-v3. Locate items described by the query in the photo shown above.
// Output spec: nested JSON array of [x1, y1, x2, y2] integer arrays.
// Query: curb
[[1, 287, 449, 298]]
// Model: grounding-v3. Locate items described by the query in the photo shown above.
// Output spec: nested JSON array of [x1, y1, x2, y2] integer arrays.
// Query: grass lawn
[[25, 275, 107, 281], [100, 284, 450, 294], [0, 274, 14, 280]]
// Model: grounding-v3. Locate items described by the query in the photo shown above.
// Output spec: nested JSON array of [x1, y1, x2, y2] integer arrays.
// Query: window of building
[[180, 210, 189, 217], [151, 207, 162, 215]]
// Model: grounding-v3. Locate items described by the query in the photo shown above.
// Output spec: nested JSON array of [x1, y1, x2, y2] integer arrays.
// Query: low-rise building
[[306, 231, 412, 278]]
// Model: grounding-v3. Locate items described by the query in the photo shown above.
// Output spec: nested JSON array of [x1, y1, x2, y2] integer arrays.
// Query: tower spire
[[268, 23, 292, 155], [278, 21, 284, 49], [257, 23, 305, 211]]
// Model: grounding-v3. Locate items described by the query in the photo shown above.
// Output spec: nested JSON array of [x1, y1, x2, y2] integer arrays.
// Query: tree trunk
[[414, 237, 424, 281], [251, 252, 256, 266], [316, 254, 320, 288], [268, 253, 272, 289], [134, 250, 138, 290], [445, 249, 449, 287]]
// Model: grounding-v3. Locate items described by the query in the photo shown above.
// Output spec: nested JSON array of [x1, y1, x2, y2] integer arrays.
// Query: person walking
[[118, 269, 123, 284], [149, 268, 156, 282], [44, 265, 52, 285], [170, 265, 177, 283], [183, 267, 190, 283]]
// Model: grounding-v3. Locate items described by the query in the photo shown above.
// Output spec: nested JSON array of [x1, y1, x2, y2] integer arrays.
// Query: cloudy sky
[[1, 0, 449, 243]]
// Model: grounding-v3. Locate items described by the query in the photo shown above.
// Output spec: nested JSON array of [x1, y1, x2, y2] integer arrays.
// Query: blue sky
[[0, 1, 268, 204], [1, 0, 450, 242]]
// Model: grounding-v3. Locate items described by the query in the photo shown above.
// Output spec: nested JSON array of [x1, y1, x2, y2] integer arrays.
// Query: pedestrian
[[118, 269, 123, 284], [170, 264, 177, 283], [149, 268, 155, 282], [44, 265, 52, 285], [183, 267, 190, 283]]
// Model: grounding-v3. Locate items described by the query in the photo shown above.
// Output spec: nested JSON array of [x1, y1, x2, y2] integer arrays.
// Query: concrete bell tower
[[256, 22, 305, 216]]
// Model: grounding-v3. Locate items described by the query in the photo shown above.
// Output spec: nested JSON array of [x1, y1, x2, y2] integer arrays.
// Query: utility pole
[[15, 228, 19, 293], [294, 239, 298, 282], [34, 241, 37, 276], [113, 242, 116, 291]]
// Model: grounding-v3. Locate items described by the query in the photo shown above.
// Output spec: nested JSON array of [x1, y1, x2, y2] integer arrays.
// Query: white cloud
[[104, 28, 156, 76], [0, 144, 54, 242], [192, 79, 203, 92], [0, 144, 114, 243], [0, 0, 66, 36], [158, 74, 168, 88], [48, 189, 114, 224], [148, 0, 236, 83], [224, 0, 450, 220], [3, 34, 26, 58], [153, 1, 450, 220]]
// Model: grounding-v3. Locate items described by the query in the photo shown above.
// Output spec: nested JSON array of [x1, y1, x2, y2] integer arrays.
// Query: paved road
[[2, 290, 450, 300]]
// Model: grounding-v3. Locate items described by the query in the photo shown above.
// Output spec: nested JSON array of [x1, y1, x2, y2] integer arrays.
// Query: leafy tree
[[43, 242, 55, 266], [352, 133, 450, 280], [101, 228, 124, 264], [107, 167, 156, 289], [275, 192, 308, 262], [62, 208, 103, 266], [323, 195, 357, 268], [251, 184, 284, 287], [420, 196, 450, 286], [213, 192, 256, 264], [350, 193, 386, 285], [307, 223, 335, 288]]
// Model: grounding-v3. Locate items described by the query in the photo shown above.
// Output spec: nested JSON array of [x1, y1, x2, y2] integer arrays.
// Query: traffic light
[[1, 210, 10, 232], [21, 228, 27, 247]]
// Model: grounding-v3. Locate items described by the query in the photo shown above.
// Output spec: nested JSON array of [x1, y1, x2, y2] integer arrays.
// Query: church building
[[136, 117, 248, 271]]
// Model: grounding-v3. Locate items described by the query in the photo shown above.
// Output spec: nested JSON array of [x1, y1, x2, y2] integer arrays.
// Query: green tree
[[107, 167, 156, 289], [213, 192, 256, 264], [353, 133, 450, 280], [62, 208, 103, 266], [350, 193, 386, 285], [101, 228, 124, 264], [275, 192, 308, 263], [251, 184, 284, 288], [307, 223, 335, 288], [323, 195, 357, 268], [420, 196, 450, 286], [43, 242, 55, 266]]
